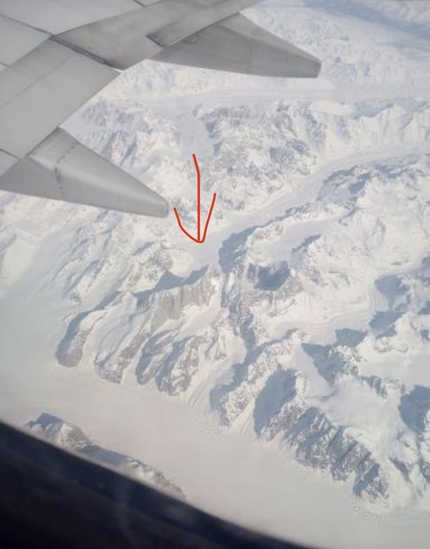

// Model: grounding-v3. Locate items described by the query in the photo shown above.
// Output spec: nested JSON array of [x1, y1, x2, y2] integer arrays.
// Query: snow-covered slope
[[1, 1, 430, 548], [26, 413, 185, 499]]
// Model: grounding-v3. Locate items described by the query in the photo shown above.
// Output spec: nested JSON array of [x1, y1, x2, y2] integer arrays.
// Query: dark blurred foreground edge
[[0, 420, 313, 549]]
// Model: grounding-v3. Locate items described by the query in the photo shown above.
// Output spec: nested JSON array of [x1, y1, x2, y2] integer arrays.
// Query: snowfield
[[1, 1, 430, 548]]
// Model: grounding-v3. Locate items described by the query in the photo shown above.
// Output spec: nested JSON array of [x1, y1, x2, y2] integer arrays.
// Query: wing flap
[[0, 40, 116, 158], [0, 150, 17, 178], [0, 15, 49, 67], [0, 0, 140, 34], [55, 0, 199, 71], [154, 13, 321, 78], [148, 0, 260, 47], [0, 129, 169, 217], [55, 6, 181, 70]]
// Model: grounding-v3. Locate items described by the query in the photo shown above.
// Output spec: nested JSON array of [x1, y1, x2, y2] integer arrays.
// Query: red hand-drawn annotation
[[174, 154, 217, 244]]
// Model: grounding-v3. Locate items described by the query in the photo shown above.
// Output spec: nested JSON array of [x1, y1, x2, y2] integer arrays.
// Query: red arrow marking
[[174, 154, 217, 244]]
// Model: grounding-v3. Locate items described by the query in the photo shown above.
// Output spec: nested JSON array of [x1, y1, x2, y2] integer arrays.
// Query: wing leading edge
[[0, 0, 321, 217]]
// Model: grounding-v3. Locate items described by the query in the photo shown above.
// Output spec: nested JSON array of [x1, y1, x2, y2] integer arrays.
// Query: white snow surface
[[1, 1, 430, 548]]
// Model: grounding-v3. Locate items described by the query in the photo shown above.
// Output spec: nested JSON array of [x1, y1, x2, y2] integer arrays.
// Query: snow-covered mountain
[[1, 1, 430, 548], [26, 413, 185, 499]]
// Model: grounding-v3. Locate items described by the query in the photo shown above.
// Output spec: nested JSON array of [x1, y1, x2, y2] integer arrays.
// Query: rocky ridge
[[25, 413, 185, 499]]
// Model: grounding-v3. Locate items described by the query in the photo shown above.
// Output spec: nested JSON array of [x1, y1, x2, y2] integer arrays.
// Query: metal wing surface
[[0, 0, 321, 217]]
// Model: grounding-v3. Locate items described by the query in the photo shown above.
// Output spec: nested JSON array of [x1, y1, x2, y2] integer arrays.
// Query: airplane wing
[[0, 0, 321, 217]]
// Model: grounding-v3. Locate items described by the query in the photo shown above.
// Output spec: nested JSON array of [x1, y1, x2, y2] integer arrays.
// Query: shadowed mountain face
[[256, 369, 388, 503], [400, 387, 430, 435], [247, 262, 291, 291]]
